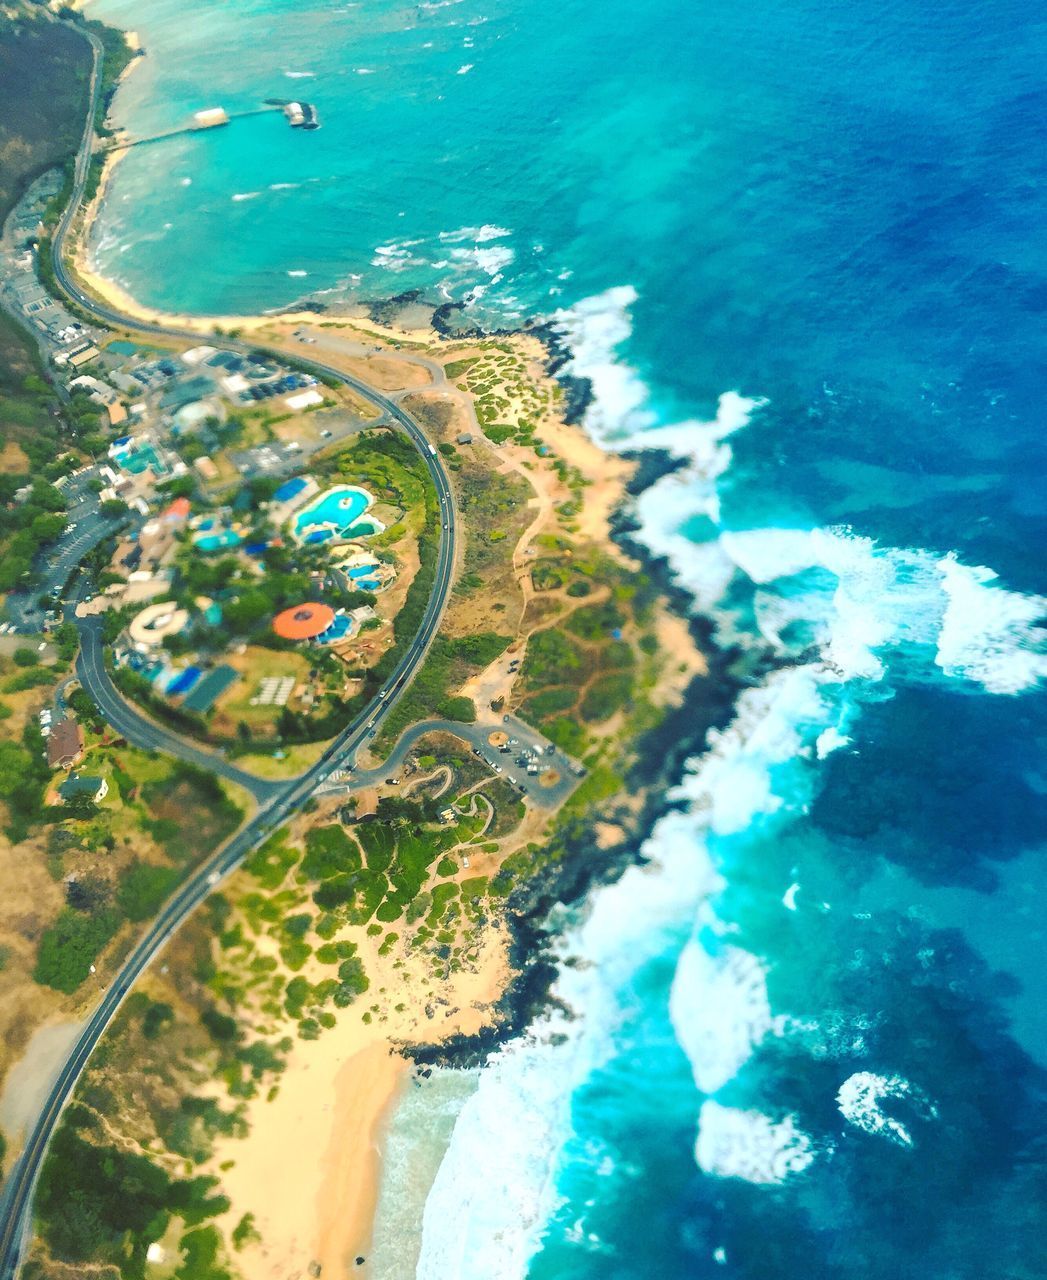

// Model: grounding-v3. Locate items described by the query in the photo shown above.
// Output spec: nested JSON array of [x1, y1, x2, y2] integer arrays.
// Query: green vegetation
[[300, 823, 362, 880], [117, 861, 179, 922], [377, 630, 510, 746], [0, 13, 92, 220], [0, 721, 50, 840], [33, 905, 119, 993], [36, 1108, 229, 1278]]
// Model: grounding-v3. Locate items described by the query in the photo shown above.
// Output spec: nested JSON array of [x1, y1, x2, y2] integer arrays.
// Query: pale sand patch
[[655, 599, 709, 684], [534, 411, 636, 548]]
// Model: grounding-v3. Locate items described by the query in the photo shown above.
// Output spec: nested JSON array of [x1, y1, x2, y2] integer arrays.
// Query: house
[[58, 773, 108, 804], [456, 432, 474, 445], [47, 718, 84, 770]]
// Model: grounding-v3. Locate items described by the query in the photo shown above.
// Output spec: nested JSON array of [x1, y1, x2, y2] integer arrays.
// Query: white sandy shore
[[212, 927, 508, 1278]]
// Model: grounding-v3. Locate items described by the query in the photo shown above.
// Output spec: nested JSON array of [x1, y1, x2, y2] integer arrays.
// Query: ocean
[[87, 0, 1047, 1275]]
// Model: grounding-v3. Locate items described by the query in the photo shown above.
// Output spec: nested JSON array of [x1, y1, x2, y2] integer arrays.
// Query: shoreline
[[42, 12, 743, 1269]]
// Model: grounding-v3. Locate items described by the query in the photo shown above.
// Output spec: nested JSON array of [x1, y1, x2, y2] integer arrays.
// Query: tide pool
[[88, 0, 1047, 1276]]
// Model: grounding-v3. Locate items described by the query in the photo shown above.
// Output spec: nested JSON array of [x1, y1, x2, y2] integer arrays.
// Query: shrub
[[34, 907, 119, 993], [117, 862, 178, 922], [301, 825, 361, 881]]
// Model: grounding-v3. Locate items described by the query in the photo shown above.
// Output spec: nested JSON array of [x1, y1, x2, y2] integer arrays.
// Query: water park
[[291, 483, 384, 546]]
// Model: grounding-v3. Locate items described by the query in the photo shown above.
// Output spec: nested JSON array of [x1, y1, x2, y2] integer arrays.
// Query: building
[[47, 718, 84, 770], [192, 107, 229, 129], [63, 344, 101, 369], [267, 474, 319, 525], [285, 388, 324, 412], [69, 374, 118, 405], [128, 601, 190, 651], [456, 432, 474, 445], [272, 602, 336, 642], [58, 773, 108, 804]]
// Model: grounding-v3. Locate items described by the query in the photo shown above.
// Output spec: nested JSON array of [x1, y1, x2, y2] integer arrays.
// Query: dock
[[106, 99, 320, 152]]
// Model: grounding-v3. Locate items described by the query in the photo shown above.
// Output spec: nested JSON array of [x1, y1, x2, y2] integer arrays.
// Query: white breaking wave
[[439, 224, 512, 244], [936, 555, 1047, 693], [416, 811, 721, 1277], [554, 284, 1047, 695], [696, 1101, 816, 1183], [670, 936, 783, 1095], [231, 191, 260, 202], [836, 1071, 938, 1147], [450, 244, 514, 276], [415, 283, 1043, 1273]]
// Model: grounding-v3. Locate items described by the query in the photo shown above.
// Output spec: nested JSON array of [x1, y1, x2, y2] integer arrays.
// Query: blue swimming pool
[[346, 563, 380, 579], [292, 485, 375, 544], [194, 529, 242, 552], [166, 666, 202, 697], [320, 614, 352, 643]]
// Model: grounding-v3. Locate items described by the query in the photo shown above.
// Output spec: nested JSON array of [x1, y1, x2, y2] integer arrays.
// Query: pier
[[106, 100, 320, 151]]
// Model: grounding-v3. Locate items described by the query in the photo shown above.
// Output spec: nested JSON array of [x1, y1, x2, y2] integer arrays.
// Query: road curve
[[75, 621, 287, 804], [0, 24, 460, 1277]]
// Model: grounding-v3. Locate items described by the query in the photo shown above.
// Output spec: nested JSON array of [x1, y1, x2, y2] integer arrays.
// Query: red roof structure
[[272, 602, 335, 641], [163, 496, 191, 521]]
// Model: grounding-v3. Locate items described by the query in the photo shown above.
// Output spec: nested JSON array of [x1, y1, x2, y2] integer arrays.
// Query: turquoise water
[[292, 484, 370, 541], [193, 529, 242, 551], [89, 0, 1047, 1276]]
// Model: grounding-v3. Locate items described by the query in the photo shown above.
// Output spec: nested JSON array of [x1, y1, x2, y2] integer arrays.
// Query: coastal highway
[[0, 24, 460, 1278]]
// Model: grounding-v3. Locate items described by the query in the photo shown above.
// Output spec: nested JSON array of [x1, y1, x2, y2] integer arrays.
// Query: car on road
[[320, 429, 333, 439], [207, 871, 220, 886], [385, 777, 400, 785]]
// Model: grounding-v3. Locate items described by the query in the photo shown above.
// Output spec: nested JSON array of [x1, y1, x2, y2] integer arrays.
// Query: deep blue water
[[89, 0, 1047, 1275]]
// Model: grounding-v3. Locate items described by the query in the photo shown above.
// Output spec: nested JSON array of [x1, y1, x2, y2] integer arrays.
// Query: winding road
[[0, 24, 462, 1277]]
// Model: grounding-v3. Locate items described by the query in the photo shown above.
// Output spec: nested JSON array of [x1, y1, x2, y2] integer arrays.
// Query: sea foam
[[416, 284, 1039, 1269], [696, 1101, 816, 1183], [553, 287, 1047, 697], [836, 1071, 938, 1147]]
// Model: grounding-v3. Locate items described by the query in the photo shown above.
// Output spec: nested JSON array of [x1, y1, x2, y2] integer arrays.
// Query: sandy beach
[[211, 923, 508, 1279], [45, 118, 711, 1274]]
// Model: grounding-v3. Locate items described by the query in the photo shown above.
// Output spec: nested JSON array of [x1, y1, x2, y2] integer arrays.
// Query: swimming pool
[[194, 529, 242, 552], [292, 485, 382, 545]]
